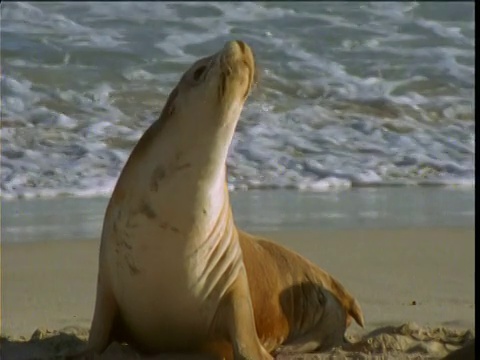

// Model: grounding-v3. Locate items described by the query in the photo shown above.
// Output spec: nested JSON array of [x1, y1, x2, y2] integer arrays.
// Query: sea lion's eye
[[193, 66, 207, 82]]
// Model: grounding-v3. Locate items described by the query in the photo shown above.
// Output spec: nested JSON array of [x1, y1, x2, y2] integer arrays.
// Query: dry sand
[[1, 228, 475, 359]]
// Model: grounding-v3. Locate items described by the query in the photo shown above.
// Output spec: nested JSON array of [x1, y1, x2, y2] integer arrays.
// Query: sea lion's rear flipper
[[273, 333, 322, 355], [347, 297, 365, 328], [325, 273, 365, 329], [274, 289, 351, 355]]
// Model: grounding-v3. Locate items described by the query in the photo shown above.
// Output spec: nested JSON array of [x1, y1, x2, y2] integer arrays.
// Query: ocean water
[[2, 188, 475, 243], [1, 2, 475, 200]]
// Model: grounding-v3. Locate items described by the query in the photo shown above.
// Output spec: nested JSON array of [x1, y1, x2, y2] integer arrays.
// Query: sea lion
[[81, 40, 270, 360], [203, 229, 365, 359], [74, 40, 364, 360], [241, 232, 364, 356]]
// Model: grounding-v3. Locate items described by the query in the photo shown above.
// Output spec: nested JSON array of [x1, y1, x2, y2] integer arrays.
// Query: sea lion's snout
[[222, 40, 250, 59], [219, 40, 255, 100]]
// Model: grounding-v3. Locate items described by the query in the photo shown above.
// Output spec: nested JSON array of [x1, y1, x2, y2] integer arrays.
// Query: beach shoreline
[[2, 226, 475, 359], [2, 187, 475, 244]]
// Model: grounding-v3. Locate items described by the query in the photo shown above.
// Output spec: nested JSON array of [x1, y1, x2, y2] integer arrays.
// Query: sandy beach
[[1, 2, 475, 359], [2, 226, 474, 359]]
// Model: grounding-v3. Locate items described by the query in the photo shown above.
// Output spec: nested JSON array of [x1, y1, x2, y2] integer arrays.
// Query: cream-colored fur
[[71, 40, 364, 360], [86, 40, 270, 360]]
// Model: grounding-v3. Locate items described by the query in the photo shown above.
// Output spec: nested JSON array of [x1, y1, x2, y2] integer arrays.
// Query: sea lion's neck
[[122, 115, 237, 239]]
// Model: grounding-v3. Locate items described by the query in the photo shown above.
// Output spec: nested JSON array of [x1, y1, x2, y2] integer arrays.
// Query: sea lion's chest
[[104, 195, 214, 292], [100, 186, 243, 337]]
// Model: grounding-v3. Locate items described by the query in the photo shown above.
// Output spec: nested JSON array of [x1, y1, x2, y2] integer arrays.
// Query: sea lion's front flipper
[[65, 270, 117, 360], [86, 270, 119, 356], [213, 267, 272, 360]]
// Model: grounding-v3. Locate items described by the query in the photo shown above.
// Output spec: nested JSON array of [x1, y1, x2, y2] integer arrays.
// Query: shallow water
[[1, 188, 474, 244], [1, 2, 475, 199]]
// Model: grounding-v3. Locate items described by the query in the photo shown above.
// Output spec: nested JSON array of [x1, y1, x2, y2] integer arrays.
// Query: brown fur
[[199, 225, 365, 360], [254, 230, 363, 354], [195, 185, 364, 359], [241, 232, 364, 336]]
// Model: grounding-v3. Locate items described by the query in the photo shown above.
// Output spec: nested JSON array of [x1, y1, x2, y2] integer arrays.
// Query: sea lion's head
[[123, 40, 256, 196], [196, 39, 255, 106], [129, 41, 256, 165], [163, 40, 256, 130]]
